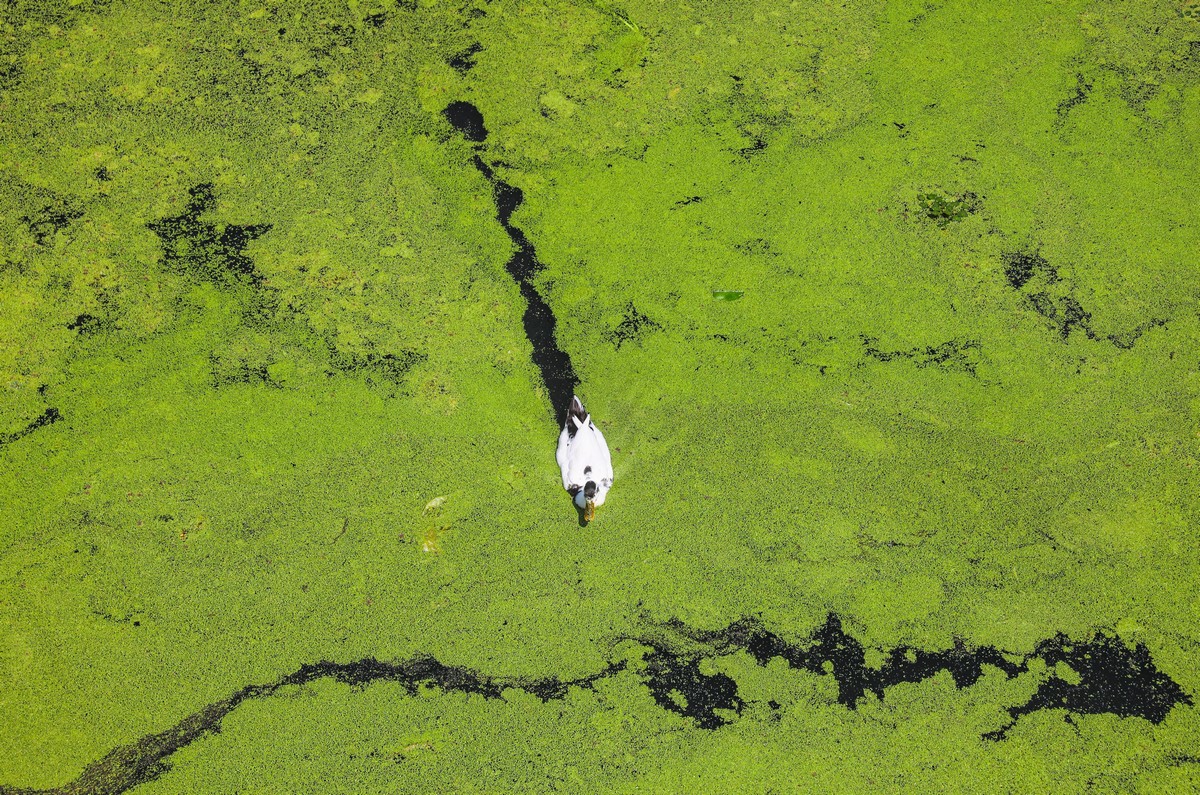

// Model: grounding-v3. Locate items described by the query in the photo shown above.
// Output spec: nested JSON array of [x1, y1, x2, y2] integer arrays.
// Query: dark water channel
[[443, 101, 579, 424], [2, 614, 1187, 795]]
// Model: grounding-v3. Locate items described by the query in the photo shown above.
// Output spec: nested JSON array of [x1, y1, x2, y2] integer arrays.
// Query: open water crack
[[443, 100, 579, 423], [2, 614, 1188, 795]]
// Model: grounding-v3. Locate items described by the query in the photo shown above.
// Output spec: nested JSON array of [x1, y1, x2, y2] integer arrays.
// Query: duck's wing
[[589, 421, 613, 483], [556, 423, 575, 491], [588, 421, 614, 505], [564, 421, 605, 491]]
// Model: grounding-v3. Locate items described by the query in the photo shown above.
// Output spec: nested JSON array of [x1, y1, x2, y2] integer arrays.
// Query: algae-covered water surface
[[3, 0, 1199, 792]]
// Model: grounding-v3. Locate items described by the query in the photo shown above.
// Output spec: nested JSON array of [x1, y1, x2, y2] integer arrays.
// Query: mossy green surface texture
[[3, 0, 1200, 792]]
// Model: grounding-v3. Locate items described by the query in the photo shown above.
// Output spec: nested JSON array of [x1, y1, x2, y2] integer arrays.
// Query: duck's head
[[581, 481, 597, 522]]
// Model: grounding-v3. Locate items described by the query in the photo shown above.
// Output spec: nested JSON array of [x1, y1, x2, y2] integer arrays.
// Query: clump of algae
[[2, 0, 1199, 792]]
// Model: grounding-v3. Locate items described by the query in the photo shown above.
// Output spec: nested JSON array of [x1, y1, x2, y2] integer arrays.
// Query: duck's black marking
[[0, 407, 62, 448], [567, 395, 588, 434], [583, 465, 592, 475], [584, 481, 597, 499], [444, 102, 579, 423], [1, 614, 1188, 793]]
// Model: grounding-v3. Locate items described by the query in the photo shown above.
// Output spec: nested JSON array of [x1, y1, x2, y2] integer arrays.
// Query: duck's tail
[[566, 395, 588, 436]]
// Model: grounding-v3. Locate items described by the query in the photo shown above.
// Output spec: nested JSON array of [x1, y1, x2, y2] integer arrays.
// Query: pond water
[[1, 1, 1198, 793]]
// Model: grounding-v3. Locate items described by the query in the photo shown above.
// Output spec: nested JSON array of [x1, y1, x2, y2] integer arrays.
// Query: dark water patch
[[2, 615, 1189, 792], [1001, 251, 1052, 290], [1054, 294, 1092, 341], [445, 101, 578, 423], [21, 198, 83, 246], [1055, 73, 1093, 122], [917, 191, 980, 227], [327, 347, 427, 396], [999, 251, 1167, 349], [0, 60, 20, 91], [985, 633, 1192, 740], [673, 195, 703, 207], [660, 613, 1188, 738], [736, 137, 768, 159], [861, 336, 982, 376], [642, 648, 745, 729], [868, 638, 1023, 698], [444, 100, 488, 142], [0, 654, 622, 795], [1025, 291, 1096, 342], [668, 613, 1016, 708], [734, 238, 777, 257], [0, 407, 62, 448], [1118, 80, 1161, 116], [606, 302, 661, 350], [67, 313, 106, 335], [448, 42, 482, 73], [147, 184, 272, 290], [364, 12, 389, 28], [1108, 317, 1168, 349], [208, 351, 275, 389]]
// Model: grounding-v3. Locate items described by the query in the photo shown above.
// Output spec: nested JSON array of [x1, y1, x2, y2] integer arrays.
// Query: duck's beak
[[584, 499, 596, 522]]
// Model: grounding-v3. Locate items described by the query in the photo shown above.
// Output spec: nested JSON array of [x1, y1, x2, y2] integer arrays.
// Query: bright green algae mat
[[3, 0, 1200, 791]]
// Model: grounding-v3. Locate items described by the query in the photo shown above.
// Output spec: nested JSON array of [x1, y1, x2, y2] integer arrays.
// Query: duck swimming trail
[[443, 101, 579, 424]]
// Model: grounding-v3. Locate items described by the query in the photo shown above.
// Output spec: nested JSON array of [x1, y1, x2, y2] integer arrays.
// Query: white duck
[[556, 395, 613, 522]]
